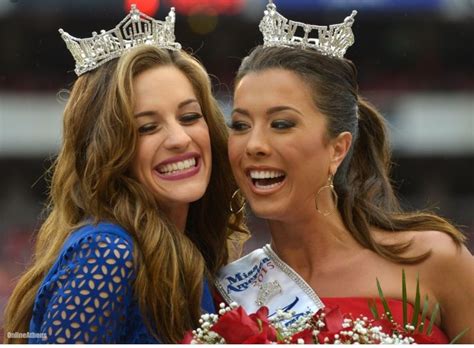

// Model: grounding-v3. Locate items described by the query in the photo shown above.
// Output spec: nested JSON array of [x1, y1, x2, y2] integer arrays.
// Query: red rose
[[249, 306, 277, 341], [290, 328, 314, 344], [180, 330, 194, 344], [411, 333, 439, 344], [211, 306, 277, 343], [316, 331, 336, 344], [242, 332, 273, 344], [315, 306, 344, 333]]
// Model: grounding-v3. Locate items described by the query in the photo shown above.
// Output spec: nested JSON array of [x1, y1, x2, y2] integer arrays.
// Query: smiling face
[[131, 65, 211, 218], [229, 68, 349, 221]]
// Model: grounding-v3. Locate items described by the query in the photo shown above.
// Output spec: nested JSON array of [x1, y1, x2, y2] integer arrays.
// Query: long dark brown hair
[[4, 46, 246, 343], [236, 45, 465, 263]]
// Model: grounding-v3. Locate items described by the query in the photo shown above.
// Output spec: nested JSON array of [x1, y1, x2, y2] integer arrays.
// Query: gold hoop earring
[[315, 175, 338, 216], [230, 189, 246, 215]]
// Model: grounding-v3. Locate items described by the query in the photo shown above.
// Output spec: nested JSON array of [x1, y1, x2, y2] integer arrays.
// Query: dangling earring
[[230, 188, 246, 215], [315, 174, 338, 216]]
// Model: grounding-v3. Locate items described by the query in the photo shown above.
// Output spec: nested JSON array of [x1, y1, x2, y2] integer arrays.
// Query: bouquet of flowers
[[182, 302, 419, 344], [183, 271, 467, 344]]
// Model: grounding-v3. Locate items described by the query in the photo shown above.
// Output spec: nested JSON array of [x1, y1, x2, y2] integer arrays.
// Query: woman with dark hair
[[217, 1, 473, 343], [4, 6, 246, 343]]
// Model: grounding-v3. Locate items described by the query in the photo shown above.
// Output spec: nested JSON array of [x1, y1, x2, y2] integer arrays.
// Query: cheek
[[131, 139, 151, 179], [301, 142, 331, 179]]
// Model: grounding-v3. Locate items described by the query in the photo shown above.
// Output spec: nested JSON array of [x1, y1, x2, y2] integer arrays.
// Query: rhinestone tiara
[[259, 0, 357, 58], [59, 5, 182, 76]]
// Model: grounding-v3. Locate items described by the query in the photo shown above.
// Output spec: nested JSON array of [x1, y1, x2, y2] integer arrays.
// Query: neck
[[163, 203, 189, 233], [268, 209, 362, 276]]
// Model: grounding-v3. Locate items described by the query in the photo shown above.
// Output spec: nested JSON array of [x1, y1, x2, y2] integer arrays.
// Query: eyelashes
[[271, 120, 296, 129], [227, 121, 250, 131], [137, 113, 204, 135], [138, 124, 157, 134], [228, 119, 296, 132], [179, 113, 203, 123]]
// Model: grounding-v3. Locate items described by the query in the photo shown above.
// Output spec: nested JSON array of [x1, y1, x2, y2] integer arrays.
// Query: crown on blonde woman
[[259, 0, 357, 58], [59, 4, 181, 76]]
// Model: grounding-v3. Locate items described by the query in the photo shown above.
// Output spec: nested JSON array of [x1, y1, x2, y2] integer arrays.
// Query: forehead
[[234, 68, 314, 106], [133, 65, 195, 99]]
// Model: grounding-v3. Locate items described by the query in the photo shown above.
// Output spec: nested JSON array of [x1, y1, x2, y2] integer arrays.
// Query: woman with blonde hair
[[4, 6, 245, 343], [217, 1, 473, 343]]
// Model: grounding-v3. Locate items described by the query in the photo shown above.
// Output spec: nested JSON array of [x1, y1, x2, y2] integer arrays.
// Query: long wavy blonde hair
[[4, 46, 246, 343]]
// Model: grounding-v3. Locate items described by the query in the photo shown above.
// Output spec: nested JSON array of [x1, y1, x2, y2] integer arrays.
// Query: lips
[[246, 167, 286, 192], [154, 153, 201, 181], [157, 157, 197, 175]]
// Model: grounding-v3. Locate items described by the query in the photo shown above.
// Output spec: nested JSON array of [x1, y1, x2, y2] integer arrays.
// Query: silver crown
[[259, 0, 357, 58], [59, 5, 182, 76], [256, 280, 282, 307]]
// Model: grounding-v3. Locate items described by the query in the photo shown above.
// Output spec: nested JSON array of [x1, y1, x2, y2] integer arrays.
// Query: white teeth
[[249, 170, 285, 179], [255, 181, 282, 190], [158, 157, 197, 175]]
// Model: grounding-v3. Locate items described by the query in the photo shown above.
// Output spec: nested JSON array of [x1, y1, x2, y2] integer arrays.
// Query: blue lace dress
[[28, 222, 216, 343]]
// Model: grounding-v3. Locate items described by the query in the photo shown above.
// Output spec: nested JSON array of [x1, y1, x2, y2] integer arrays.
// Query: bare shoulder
[[372, 228, 467, 259], [411, 231, 474, 342], [372, 229, 474, 341], [373, 228, 473, 289], [372, 229, 473, 282]]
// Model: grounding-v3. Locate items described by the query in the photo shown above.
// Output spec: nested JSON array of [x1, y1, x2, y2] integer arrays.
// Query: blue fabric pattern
[[28, 222, 215, 343]]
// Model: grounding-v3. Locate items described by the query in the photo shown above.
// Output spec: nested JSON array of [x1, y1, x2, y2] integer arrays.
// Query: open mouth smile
[[248, 169, 286, 192], [154, 154, 201, 181], [157, 157, 197, 175]]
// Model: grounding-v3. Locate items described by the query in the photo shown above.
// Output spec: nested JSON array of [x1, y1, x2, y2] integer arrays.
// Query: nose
[[245, 126, 271, 158], [163, 121, 192, 151]]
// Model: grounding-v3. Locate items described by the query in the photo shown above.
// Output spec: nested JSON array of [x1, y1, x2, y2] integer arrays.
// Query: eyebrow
[[231, 105, 303, 117], [134, 98, 200, 118], [267, 105, 303, 116], [178, 98, 199, 108]]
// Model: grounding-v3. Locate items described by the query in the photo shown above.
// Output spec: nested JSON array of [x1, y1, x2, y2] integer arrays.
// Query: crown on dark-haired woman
[[59, 4, 182, 76], [259, 0, 357, 58]]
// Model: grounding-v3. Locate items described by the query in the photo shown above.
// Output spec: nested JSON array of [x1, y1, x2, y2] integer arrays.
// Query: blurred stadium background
[[0, 0, 473, 331]]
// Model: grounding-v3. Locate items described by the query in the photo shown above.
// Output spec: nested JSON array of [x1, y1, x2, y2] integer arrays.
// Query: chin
[[248, 202, 286, 220], [171, 186, 208, 204]]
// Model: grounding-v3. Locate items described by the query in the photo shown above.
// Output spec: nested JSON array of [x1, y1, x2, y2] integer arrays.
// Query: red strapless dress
[[321, 297, 449, 344]]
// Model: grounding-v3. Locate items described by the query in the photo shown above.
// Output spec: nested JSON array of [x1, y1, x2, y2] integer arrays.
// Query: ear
[[329, 131, 352, 174]]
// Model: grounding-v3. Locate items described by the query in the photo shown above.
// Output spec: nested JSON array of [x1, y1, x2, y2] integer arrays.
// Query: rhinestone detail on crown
[[259, 1, 357, 58], [59, 5, 182, 76]]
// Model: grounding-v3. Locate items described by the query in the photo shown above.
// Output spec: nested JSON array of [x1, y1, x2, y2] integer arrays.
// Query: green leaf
[[449, 327, 470, 344], [376, 278, 393, 321], [368, 298, 380, 319], [256, 318, 263, 332], [410, 274, 421, 328], [402, 269, 408, 327], [426, 303, 440, 335], [418, 294, 430, 333], [276, 330, 285, 342]]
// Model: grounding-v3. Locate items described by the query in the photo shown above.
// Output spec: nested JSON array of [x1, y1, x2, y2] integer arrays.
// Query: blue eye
[[180, 113, 203, 124], [271, 120, 295, 129], [228, 121, 250, 132], [138, 124, 157, 134]]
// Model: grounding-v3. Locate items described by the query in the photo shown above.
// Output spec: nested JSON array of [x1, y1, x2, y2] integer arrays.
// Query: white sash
[[216, 244, 324, 324]]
